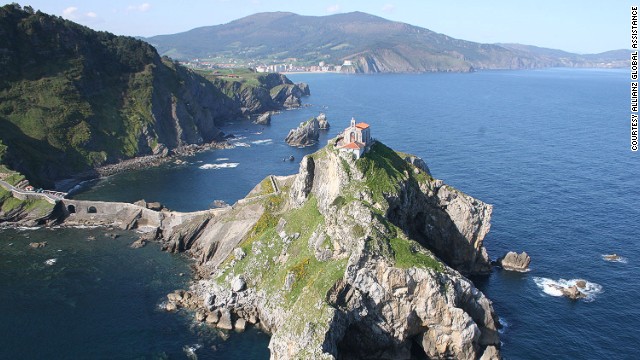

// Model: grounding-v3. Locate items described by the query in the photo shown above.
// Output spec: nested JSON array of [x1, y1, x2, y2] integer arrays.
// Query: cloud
[[326, 4, 341, 13], [62, 6, 78, 18], [382, 4, 395, 13], [61, 6, 101, 22], [127, 3, 152, 13]]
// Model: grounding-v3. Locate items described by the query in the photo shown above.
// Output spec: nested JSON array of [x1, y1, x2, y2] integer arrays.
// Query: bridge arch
[[87, 206, 97, 214], [67, 204, 76, 214]]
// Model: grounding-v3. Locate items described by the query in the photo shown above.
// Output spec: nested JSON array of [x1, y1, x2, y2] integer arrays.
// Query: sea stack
[[285, 117, 320, 146]]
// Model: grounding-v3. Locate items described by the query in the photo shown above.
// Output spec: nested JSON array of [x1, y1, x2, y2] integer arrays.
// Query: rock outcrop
[[497, 251, 531, 272], [162, 140, 500, 359], [254, 112, 272, 125], [550, 284, 586, 300], [318, 113, 330, 129], [285, 117, 320, 147]]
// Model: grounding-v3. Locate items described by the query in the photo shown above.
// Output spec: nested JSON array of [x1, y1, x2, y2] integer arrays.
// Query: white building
[[336, 118, 372, 159]]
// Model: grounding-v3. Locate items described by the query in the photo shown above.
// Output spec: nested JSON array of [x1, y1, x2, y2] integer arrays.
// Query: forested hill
[[147, 11, 627, 73], [0, 4, 307, 187]]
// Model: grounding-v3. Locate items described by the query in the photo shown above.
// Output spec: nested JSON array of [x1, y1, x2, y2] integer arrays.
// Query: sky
[[11, 0, 635, 54]]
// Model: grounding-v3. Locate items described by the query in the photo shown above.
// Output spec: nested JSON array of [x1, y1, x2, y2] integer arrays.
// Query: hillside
[[147, 11, 627, 73], [0, 4, 308, 187]]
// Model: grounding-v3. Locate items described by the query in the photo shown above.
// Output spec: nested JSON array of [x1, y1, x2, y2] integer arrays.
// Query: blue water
[[9, 68, 640, 358], [0, 228, 270, 359]]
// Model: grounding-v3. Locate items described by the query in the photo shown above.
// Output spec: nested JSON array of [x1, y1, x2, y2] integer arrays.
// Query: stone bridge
[[60, 199, 230, 231]]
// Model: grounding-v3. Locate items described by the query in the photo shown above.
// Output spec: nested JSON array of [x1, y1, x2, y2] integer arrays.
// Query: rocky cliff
[[0, 5, 308, 187], [161, 141, 500, 359]]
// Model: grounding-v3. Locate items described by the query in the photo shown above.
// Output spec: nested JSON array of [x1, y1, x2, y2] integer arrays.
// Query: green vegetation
[[389, 237, 443, 271], [0, 165, 25, 186], [0, 5, 301, 187], [0, 187, 54, 218], [258, 177, 275, 195], [0, 140, 6, 161], [356, 142, 412, 204], [0, 4, 165, 185]]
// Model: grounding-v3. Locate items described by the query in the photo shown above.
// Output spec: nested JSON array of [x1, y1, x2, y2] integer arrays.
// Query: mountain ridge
[[147, 11, 627, 73]]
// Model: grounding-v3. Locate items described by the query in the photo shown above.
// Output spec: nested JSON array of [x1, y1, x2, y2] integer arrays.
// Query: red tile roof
[[341, 141, 365, 149], [355, 122, 369, 129]]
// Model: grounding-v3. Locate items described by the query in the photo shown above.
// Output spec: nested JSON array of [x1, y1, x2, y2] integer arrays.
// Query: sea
[[1, 68, 638, 359]]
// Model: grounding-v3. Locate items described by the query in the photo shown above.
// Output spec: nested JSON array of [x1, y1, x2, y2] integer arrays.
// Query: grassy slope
[[0, 5, 162, 184]]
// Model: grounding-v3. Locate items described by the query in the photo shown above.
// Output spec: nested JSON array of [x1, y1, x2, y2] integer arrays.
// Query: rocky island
[[162, 138, 500, 359], [285, 117, 321, 147], [0, 134, 502, 359]]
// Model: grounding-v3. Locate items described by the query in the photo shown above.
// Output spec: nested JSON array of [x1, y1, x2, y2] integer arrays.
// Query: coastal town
[[179, 58, 357, 74]]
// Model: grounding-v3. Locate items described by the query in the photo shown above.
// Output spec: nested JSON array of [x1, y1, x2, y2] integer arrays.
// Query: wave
[[251, 139, 273, 145], [215, 157, 229, 161], [44, 258, 57, 266], [199, 163, 239, 170], [533, 277, 603, 302], [231, 142, 250, 148], [601, 254, 628, 264]]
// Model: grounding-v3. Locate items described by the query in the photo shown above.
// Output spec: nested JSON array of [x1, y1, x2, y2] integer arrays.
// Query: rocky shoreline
[[55, 140, 233, 193]]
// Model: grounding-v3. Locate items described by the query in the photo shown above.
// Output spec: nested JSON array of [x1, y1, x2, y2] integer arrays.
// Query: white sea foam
[[70, 225, 101, 229], [251, 139, 273, 145], [44, 258, 57, 266], [183, 344, 202, 359], [199, 163, 239, 170], [601, 254, 628, 264], [231, 142, 250, 148], [215, 158, 230, 161], [17, 226, 41, 231], [498, 317, 509, 334], [533, 277, 603, 302]]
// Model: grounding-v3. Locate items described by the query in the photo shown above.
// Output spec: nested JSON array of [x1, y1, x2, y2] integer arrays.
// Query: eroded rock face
[[285, 117, 320, 147], [498, 251, 531, 272], [329, 256, 500, 360]]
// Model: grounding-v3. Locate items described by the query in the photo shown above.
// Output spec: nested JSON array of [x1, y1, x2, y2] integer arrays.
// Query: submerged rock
[[129, 238, 146, 249], [498, 251, 531, 272], [29, 241, 47, 248], [562, 285, 586, 300], [603, 254, 621, 261]]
